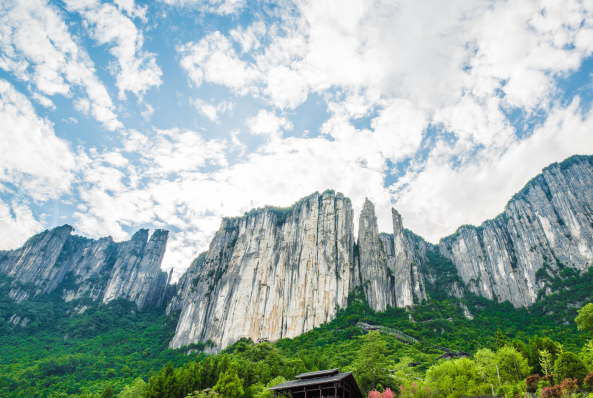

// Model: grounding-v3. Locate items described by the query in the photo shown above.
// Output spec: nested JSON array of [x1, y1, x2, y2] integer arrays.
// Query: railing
[[356, 322, 419, 344], [356, 322, 470, 360]]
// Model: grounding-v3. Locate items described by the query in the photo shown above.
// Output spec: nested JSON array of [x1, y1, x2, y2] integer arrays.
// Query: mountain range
[[2, 154, 592, 351]]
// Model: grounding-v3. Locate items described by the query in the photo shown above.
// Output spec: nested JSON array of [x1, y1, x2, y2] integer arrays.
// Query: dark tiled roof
[[295, 369, 340, 379], [268, 372, 352, 391]]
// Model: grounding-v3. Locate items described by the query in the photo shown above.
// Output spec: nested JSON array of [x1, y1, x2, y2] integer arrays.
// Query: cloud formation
[[0, 0, 122, 130], [66, 0, 162, 100], [1, 0, 593, 280]]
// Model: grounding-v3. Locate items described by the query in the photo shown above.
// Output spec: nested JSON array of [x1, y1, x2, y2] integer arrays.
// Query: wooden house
[[268, 369, 364, 398]]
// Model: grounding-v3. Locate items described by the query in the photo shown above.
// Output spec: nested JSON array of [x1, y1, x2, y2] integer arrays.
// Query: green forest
[[2, 265, 593, 398]]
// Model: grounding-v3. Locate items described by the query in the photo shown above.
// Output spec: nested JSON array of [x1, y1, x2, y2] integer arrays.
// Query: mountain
[[0, 226, 171, 312], [167, 155, 593, 349], [439, 155, 593, 307], [1, 155, 593, 397], [1, 155, 592, 351]]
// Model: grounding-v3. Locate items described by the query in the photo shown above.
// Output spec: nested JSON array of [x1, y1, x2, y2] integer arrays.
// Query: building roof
[[295, 369, 340, 379], [268, 371, 353, 391]]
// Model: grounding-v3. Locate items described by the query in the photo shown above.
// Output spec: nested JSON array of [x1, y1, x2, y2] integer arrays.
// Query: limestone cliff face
[[0, 226, 169, 309], [355, 202, 430, 311], [356, 199, 390, 311], [168, 191, 355, 349], [439, 156, 593, 307]]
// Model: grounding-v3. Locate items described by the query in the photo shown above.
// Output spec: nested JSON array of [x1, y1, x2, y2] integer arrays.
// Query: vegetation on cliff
[[2, 260, 593, 398]]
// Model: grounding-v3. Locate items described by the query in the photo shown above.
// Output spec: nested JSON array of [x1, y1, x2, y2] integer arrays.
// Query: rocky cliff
[[0, 226, 170, 309], [3, 155, 593, 350], [439, 155, 593, 307], [168, 191, 457, 349], [168, 191, 356, 349], [168, 155, 593, 350]]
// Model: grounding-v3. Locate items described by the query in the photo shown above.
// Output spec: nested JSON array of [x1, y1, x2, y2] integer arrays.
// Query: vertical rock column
[[391, 209, 427, 306], [357, 199, 391, 311]]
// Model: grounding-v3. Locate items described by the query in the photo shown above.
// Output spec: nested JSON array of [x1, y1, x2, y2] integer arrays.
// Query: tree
[[528, 336, 562, 375], [101, 386, 114, 398], [539, 349, 553, 377], [214, 363, 244, 398], [554, 352, 588, 386], [119, 378, 147, 398], [474, 348, 498, 384], [495, 330, 506, 350], [495, 346, 531, 383], [186, 388, 224, 398], [352, 332, 396, 394], [576, 303, 593, 334], [581, 340, 593, 370], [253, 376, 287, 398], [425, 357, 481, 398]]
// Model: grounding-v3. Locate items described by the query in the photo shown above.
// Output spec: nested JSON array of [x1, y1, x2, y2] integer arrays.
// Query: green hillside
[[2, 265, 593, 398]]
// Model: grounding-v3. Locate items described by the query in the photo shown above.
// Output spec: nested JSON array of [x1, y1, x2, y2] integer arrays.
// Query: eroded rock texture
[[168, 191, 356, 349], [439, 156, 593, 307], [0, 226, 170, 309], [356, 203, 429, 311]]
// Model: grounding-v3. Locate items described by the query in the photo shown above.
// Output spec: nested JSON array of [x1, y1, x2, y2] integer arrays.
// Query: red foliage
[[542, 386, 562, 398], [382, 388, 395, 398], [584, 371, 593, 388], [559, 378, 578, 395], [526, 374, 542, 392]]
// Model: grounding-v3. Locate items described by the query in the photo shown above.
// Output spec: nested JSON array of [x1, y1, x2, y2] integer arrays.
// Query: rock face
[[356, 202, 429, 311], [439, 156, 593, 307], [0, 226, 170, 309], [168, 191, 356, 349], [4, 155, 593, 350], [169, 155, 593, 350], [169, 192, 451, 349]]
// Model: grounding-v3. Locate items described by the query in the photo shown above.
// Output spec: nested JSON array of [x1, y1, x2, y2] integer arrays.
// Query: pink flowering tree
[[382, 388, 395, 398], [368, 390, 382, 398]]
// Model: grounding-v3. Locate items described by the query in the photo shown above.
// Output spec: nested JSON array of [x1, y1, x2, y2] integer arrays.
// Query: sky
[[1, 0, 593, 280]]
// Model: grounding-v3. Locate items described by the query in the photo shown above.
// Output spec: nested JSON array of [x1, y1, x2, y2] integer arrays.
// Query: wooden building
[[268, 369, 364, 398]]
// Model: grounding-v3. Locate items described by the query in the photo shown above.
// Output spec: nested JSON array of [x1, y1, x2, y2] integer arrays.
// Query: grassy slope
[[0, 260, 591, 397], [0, 274, 201, 397]]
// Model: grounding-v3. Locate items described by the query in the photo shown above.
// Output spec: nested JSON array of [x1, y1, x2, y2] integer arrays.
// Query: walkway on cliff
[[356, 322, 471, 360]]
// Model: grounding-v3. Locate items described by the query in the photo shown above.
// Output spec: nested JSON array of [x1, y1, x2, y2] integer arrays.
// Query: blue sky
[[1, 0, 593, 279]]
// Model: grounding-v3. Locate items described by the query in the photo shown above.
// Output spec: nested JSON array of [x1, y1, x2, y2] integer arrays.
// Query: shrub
[[554, 352, 589, 386], [541, 386, 561, 398], [368, 390, 382, 398], [558, 378, 578, 395], [526, 374, 541, 392], [584, 371, 593, 388]]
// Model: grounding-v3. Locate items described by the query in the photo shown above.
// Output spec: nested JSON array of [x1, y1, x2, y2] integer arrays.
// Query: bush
[[526, 374, 541, 392], [558, 378, 578, 395], [541, 386, 561, 398], [554, 352, 589, 386], [584, 371, 593, 388]]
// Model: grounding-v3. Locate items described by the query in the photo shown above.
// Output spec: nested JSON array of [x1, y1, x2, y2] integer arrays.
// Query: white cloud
[[178, 32, 259, 94], [141, 104, 154, 121], [390, 97, 593, 243], [246, 109, 293, 138], [3, 0, 593, 283], [31, 92, 56, 109], [0, 0, 122, 130], [0, 199, 45, 251], [0, 79, 77, 201], [230, 21, 266, 53], [158, 0, 245, 15], [191, 98, 234, 122], [65, 0, 162, 100]]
